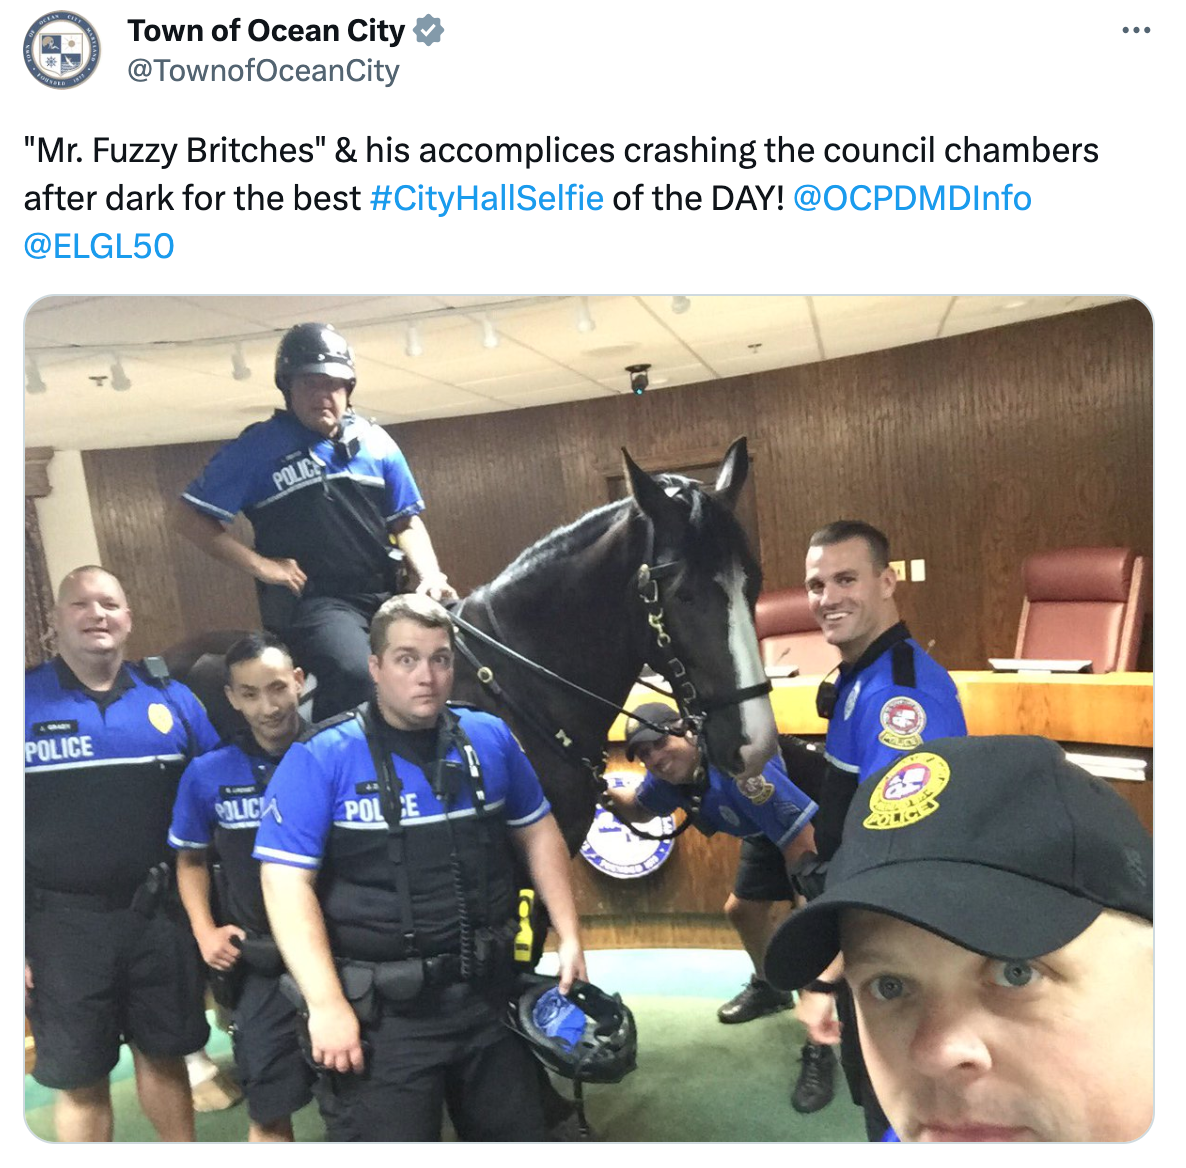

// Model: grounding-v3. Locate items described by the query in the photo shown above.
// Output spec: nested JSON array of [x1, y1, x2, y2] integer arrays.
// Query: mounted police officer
[[254, 594, 587, 1141], [25, 565, 221, 1141], [777, 520, 968, 1128], [170, 632, 313, 1141], [173, 322, 456, 721]]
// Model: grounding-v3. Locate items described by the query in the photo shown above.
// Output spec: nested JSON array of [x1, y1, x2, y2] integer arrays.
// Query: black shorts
[[26, 898, 210, 1091], [315, 985, 547, 1142], [232, 971, 316, 1125], [733, 836, 795, 902]]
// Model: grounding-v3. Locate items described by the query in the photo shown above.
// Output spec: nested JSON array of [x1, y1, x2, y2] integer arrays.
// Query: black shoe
[[791, 1042, 836, 1113], [717, 975, 794, 1024]]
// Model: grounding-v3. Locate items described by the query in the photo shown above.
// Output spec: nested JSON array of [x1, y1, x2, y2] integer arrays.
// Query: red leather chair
[[754, 588, 841, 676], [1015, 547, 1150, 673]]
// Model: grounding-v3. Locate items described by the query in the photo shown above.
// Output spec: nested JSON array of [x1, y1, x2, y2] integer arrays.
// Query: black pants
[[275, 592, 388, 721], [315, 986, 547, 1142]]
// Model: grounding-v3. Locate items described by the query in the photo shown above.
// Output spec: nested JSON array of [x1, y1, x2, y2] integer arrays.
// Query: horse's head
[[624, 437, 777, 779]]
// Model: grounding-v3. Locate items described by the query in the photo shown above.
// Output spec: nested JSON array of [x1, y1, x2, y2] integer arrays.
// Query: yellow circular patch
[[863, 751, 950, 831], [147, 702, 174, 735]]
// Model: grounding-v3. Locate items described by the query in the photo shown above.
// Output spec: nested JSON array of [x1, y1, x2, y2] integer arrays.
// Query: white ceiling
[[24, 294, 1127, 451]]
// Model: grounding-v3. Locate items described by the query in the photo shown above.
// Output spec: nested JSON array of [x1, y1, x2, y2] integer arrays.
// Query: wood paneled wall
[[81, 300, 1152, 669]]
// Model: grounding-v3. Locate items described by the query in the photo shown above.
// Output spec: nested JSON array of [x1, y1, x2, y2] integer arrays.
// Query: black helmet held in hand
[[508, 974, 638, 1085], [274, 323, 356, 397]]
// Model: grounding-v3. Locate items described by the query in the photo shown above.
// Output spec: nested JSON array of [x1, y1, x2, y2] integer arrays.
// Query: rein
[[450, 548, 771, 843]]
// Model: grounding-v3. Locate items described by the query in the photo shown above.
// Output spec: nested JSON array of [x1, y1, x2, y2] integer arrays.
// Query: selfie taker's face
[[842, 909, 1153, 1142]]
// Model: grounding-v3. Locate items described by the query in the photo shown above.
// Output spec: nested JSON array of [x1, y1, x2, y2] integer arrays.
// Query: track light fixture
[[405, 324, 424, 358], [482, 315, 500, 350], [110, 356, 132, 391], [231, 343, 251, 381], [25, 358, 47, 394], [626, 363, 651, 396], [671, 296, 691, 315], [576, 297, 596, 334]]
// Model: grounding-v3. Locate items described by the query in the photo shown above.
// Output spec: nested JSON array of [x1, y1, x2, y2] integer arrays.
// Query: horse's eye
[[676, 589, 695, 604]]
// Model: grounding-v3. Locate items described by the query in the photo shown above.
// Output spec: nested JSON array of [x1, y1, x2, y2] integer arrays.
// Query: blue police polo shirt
[[26, 659, 221, 897], [825, 624, 967, 784], [170, 736, 287, 933], [636, 753, 817, 849], [254, 707, 550, 870], [181, 409, 423, 594]]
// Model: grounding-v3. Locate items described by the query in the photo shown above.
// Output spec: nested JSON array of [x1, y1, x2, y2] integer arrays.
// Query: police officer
[[173, 322, 456, 721], [254, 594, 587, 1141], [604, 703, 831, 1107], [765, 736, 1153, 1142], [784, 520, 968, 1130], [170, 632, 313, 1142], [25, 566, 221, 1142], [604, 700, 818, 892]]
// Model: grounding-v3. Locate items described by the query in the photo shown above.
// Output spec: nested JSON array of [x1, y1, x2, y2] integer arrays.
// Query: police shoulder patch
[[877, 695, 926, 749], [863, 751, 950, 830], [734, 773, 775, 805]]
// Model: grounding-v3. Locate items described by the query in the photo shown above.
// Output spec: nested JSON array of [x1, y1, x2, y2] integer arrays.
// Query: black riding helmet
[[508, 974, 638, 1085], [274, 323, 356, 399]]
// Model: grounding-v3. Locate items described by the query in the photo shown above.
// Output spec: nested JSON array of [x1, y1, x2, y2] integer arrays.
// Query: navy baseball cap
[[623, 702, 683, 761], [765, 735, 1153, 991]]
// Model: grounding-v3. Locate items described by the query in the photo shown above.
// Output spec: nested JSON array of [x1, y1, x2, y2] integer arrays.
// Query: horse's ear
[[623, 447, 682, 532], [713, 437, 750, 512]]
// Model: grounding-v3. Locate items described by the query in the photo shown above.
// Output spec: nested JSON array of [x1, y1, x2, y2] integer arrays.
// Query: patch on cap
[[877, 695, 926, 749], [863, 751, 949, 831]]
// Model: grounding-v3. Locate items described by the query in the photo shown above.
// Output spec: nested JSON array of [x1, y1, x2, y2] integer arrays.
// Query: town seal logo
[[24, 12, 100, 88], [863, 751, 950, 831]]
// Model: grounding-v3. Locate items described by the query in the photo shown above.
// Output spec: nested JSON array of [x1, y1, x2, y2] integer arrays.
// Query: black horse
[[449, 438, 776, 852], [167, 438, 776, 855]]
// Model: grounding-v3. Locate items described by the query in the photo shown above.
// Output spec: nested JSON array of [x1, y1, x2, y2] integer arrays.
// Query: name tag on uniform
[[33, 720, 78, 735]]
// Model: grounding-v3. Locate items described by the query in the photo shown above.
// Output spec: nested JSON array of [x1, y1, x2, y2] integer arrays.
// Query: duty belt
[[29, 863, 173, 917], [29, 887, 139, 913], [300, 574, 388, 600], [279, 953, 475, 1024]]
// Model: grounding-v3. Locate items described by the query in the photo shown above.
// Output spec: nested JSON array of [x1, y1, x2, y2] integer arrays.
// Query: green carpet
[[24, 950, 866, 1141]]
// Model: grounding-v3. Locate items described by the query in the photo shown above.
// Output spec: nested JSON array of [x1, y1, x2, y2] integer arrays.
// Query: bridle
[[635, 560, 773, 721], [448, 539, 772, 841]]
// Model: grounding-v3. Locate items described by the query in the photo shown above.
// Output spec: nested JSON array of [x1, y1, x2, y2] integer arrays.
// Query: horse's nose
[[726, 701, 777, 778], [734, 729, 777, 778]]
